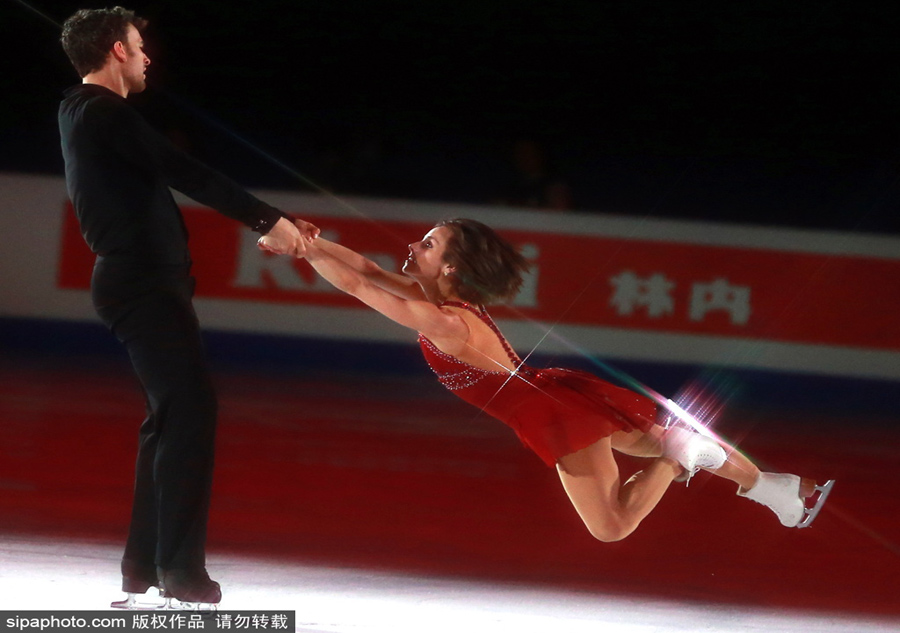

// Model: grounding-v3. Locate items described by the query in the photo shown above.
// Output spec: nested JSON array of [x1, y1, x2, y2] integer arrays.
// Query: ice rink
[[2, 536, 898, 633], [1, 352, 898, 632]]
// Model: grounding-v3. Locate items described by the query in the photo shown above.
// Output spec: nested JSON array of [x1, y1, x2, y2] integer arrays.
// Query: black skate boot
[[158, 567, 221, 609]]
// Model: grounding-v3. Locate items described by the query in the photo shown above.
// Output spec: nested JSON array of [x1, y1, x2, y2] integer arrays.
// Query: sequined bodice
[[417, 301, 524, 392], [417, 301, 545, 424], [417, 302, 658, 466], [419, 302, 656, 466]]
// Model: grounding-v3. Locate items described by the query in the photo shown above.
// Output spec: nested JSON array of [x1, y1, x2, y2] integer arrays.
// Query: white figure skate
[[662, 425, 727, 484], [738, 472, 835, 528]]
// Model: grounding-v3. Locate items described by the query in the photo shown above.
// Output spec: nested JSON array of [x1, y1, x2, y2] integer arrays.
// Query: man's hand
[[257, 216, 310, 256]]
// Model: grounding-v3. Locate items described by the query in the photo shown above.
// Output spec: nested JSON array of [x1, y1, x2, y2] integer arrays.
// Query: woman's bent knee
[[585, 518, 636, 542]]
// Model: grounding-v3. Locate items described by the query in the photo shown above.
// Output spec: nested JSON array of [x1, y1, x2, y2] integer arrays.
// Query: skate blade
[[796, 479, 835, 528], [164, 597, 219, 612], [111, 592, 167, 610]]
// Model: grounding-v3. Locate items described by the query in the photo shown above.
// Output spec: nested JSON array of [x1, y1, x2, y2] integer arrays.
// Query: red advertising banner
[[58, 204, 900, 351]]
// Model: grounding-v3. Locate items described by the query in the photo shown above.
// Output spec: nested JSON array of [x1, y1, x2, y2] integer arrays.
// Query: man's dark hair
[[61, 6, 147, 77], [438, 218, 529, 305]]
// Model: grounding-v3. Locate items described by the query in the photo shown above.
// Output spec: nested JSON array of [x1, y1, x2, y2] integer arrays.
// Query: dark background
[[2, 3, 899, 617], [3, 0, 900, 233]]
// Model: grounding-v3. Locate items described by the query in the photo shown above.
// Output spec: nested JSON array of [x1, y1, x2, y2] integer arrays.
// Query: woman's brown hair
[[437, 218, 529, 305]]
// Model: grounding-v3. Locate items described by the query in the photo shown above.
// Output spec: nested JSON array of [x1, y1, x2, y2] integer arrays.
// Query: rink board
[[2, 173, 900, 386]]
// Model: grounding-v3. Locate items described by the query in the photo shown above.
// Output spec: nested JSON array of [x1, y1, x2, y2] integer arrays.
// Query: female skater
[[261, 219, 832, 540]]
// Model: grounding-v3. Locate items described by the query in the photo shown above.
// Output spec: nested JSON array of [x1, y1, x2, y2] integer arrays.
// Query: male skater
[[58, 6, 315, 606]]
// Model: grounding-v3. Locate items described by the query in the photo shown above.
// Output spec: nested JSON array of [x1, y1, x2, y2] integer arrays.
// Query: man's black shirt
[[59, 83, 285, 268]]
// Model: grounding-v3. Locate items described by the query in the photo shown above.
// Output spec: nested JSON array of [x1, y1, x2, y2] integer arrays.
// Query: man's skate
[[157, 568, 222, 611], [111, 563, 166, 610], [738, 472, 835, 528], [662, 425, 727, 484], [112, 566, 220, 610]]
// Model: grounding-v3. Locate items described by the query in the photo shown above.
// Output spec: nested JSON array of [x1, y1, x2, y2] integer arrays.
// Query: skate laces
[[663, 425, 726, 484]]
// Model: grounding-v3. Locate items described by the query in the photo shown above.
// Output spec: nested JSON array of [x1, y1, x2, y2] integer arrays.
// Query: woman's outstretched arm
[[311, 238, 425, 301], [294, 238, 467, 341]]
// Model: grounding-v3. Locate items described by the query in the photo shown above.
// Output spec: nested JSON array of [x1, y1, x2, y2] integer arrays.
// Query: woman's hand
[[294, 218, 321, 242], [258, 217, 319, 257]]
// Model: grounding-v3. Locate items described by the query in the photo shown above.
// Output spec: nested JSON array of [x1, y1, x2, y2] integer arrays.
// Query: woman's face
[[403, 226, 453, 280]]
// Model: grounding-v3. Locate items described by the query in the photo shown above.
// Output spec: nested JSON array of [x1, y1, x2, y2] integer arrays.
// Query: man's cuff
[[252, 207, 294, 235]]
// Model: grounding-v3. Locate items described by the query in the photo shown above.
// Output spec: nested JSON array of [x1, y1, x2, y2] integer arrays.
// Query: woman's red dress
[[418, 302, 658, 466]]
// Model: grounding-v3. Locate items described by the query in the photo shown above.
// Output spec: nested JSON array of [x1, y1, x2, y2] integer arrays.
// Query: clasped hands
[[256, 216, 319, 257]]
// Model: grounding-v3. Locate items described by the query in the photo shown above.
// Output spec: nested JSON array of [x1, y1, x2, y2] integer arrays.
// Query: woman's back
[[427, 302, 520, 373]]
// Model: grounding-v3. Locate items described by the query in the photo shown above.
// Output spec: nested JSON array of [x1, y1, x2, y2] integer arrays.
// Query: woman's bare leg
[[712, 445, 760, 491], [556, 436, 682, 542], [610, 426, 760, 490], [607, 426, 831, 528]]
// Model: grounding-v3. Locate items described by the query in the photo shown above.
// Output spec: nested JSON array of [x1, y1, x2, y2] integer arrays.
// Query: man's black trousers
[[93, 258, 217, 575]]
